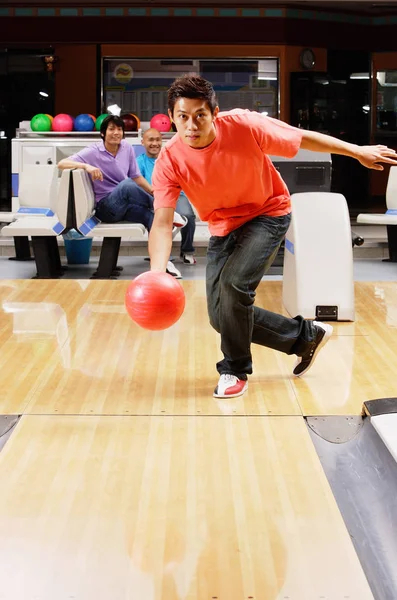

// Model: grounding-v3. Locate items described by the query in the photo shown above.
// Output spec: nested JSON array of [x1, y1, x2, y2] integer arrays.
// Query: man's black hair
[[168, 75, 218, 116], [100, 114, 125, 139]]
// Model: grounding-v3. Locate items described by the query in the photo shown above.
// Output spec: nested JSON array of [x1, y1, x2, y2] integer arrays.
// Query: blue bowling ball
[[74, 114, 95, 132]]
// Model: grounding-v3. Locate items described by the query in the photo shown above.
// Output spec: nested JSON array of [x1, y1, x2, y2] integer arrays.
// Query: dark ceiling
[[1, 0, 397, 11], [280, 1, 397, 13]]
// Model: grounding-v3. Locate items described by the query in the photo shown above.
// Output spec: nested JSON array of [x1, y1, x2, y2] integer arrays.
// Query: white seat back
[[18, 164, 58, 211], [283, 192, 355, 321], [386, 166, 397, 211], [55, 169, 73, 227], [72, 169, 95, 229]]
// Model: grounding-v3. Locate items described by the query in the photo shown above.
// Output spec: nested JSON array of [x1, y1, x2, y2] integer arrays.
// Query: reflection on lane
[[2, 302, 71, 368]]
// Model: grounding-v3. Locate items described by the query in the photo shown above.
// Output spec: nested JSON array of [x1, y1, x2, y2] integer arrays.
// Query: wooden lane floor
[[0, 414, 374, 599], [0, 280, 92, 413], [291, 282, 397, 415], [12, 280, 301, 417], [1, 279, 397, 416]]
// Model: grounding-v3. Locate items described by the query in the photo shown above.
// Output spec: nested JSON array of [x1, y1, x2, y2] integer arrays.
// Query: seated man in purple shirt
[[57, 114, 186, 233]]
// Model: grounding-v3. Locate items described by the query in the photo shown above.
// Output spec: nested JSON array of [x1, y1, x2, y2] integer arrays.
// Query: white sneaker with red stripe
[[173, 213, 188, 228], [213, 374, 248, 399]]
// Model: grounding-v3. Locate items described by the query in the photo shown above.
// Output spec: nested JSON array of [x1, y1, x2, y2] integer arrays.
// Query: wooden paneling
[[373, 52, 397, 71], [55, 44, 97, 116]]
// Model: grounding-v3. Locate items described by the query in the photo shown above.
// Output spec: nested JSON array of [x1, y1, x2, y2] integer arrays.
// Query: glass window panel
[[102, 58, 279, 125]]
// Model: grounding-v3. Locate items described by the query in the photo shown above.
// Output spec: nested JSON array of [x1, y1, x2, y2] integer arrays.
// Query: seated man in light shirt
[[137, 127, 197, 265], [57, 114, 185, 277]]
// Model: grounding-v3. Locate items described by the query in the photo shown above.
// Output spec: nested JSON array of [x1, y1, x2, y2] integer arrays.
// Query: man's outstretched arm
[[300, 129, 397, 171]]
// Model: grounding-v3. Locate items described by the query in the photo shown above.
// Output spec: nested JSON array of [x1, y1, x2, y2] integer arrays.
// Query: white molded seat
[[283, 192, 355, 322], [357, 166, 397, 261], [72, 169, 185, 241], [357, 165, 397, 225], [1, 216, 59, 237], [72, 170, 146, 239], [0, 170, 72, 238], [0, 212, 17, 223], [357, 213, 397, 225], [72, 169, 151, 278], [0, 164, 58, 223]]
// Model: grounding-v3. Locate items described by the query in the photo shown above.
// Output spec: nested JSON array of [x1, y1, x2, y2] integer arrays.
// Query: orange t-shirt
[[152, 109, 303, 236]]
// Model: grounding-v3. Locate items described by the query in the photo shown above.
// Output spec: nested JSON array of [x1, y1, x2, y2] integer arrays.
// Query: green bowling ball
[[95, 114, 109, 132], [30, 113, 52, 132]]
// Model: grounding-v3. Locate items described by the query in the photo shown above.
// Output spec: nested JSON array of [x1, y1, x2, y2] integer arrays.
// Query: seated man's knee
[[124, 179, 153, 204], [118, 178, 135, 190], [116, 178, 136, 198]]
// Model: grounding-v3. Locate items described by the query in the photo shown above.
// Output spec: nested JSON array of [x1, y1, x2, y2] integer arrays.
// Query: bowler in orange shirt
[[149, 75, 397, 399]]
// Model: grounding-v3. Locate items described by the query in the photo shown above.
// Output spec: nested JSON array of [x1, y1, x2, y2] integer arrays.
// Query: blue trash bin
[[64, 238, 93, 265]]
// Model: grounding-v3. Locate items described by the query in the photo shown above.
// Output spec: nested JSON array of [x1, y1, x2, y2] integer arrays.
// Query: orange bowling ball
[[125, 271, 185, 330]]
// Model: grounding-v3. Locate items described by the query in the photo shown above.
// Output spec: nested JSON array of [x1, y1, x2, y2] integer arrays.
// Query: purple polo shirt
[[69, 140, 141, 203]]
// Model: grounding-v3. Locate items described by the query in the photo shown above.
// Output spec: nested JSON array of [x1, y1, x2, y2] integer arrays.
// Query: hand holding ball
[[125, 271, 185, 330]]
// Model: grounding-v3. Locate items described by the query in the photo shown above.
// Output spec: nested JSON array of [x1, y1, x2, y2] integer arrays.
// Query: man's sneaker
[[173, 213, 188, 228], [213, 374, 248, 399], [293, 321, 333, 377], [180, 253, 196, 265], [166, 260, 182, 279]]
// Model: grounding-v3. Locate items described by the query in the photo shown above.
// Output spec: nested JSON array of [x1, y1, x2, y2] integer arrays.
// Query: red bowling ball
[[52, 113, 74, 132], [150, 113, 172, 132], [125, 271, 185, 331], [121, 113, 140, 132]]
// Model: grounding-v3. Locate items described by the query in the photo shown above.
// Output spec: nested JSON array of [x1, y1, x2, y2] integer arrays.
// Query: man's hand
[[85, 165, 104, 181], [356, 145, 397, 171]]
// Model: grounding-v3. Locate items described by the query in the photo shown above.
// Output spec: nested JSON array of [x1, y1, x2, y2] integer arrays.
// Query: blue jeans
[[206, 214, 317, 379], [176, 193, 196, 255], [95, 179, 154, 231]]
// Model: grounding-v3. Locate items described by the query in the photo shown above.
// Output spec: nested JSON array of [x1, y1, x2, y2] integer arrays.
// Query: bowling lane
[[0, 280, 89, 413], [22, 280, 301, 416], [3, 279, 395, 418], [0, 414, 374, 600], [292, 282, 397, 416]]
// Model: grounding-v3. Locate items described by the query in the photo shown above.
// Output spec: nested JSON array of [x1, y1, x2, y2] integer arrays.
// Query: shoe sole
[[213, 382, 248, 399], [293, 323, 333, 377]]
